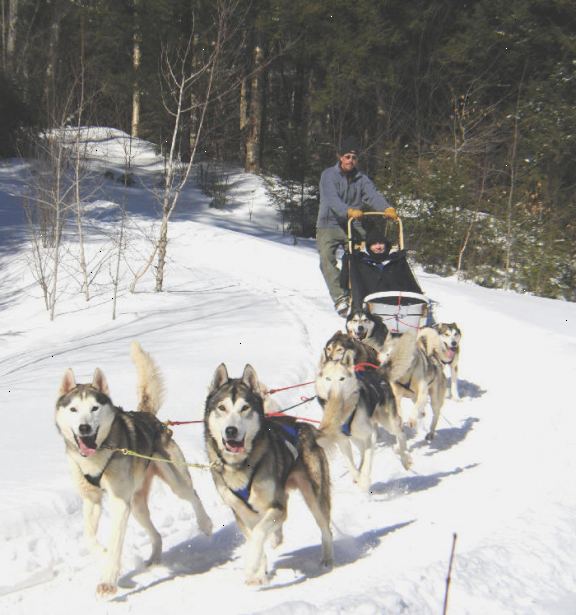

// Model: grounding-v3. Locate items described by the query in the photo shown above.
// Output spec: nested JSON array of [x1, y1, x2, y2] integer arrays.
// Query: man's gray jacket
[[317, 163, 390, 229]]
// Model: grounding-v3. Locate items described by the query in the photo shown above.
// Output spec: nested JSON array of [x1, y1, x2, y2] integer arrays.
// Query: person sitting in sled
[[340, 226, 392, 306], [340, 222, 425, 313], [316, 135, 397, 317]]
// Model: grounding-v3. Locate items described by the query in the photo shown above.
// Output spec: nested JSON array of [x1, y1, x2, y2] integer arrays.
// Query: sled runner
[[344, 211, 431, 333]]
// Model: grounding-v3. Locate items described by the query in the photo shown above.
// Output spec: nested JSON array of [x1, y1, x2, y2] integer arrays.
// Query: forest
[[2, 0, 575, 299]]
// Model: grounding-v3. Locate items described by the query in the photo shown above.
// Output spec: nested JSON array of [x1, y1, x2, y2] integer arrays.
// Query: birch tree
[[130, 0, 236, 293]]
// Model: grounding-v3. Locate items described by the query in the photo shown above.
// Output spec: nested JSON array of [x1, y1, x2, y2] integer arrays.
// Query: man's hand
[[383, 206, 398, 221], [347, 208, 364, 219]]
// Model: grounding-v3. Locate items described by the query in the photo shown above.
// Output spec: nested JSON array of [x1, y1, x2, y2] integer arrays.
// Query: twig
[[442, 532, 458, 615]]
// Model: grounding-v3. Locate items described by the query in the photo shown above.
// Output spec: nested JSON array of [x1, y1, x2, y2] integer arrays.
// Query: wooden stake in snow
[[442, 533, 458, 615]]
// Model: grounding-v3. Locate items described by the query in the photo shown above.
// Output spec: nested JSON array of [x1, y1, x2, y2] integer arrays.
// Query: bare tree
[[23, 130, 72, 320], [130, 1, 237, 293], [503, 76, 524, 291], [131, 0, 142, 138], [111, 204, 126, 320], [456, 154, 488, 278], [71, 15, 91, 301]]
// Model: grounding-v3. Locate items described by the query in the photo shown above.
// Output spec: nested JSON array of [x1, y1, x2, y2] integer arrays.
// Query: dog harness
[[228, 420, 300, 513], [83, 452, 117, 488], [81, 411, 168, 488], [341, 369, 389, 436]]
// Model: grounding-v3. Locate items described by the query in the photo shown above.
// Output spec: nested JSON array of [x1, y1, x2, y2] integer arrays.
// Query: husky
[[380, 329, 446, 441], [204, 363, 333, 585], [55, 342, 213, 597], [321, 330, 380, 366], [430, 322, 462, 400], [345, 307, 388, 353], [315, 350, 412, 492]]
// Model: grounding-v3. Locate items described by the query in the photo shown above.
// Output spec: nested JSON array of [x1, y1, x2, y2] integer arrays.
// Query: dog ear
[[91, 368, 110, 396], [341, 349, 355, 368], [241, 364, 259, 391], [210, 363, 229, 393], [59, 368, 76, 396]]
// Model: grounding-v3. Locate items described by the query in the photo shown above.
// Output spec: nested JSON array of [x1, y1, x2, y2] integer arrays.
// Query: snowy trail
[[1, 163, 576, 613]]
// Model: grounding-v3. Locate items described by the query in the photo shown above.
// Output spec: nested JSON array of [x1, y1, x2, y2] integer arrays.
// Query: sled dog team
[[55, 314, 462, 596]]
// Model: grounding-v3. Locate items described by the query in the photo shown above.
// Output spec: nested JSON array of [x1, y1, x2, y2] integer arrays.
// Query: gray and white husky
[[204, 363, 333, 585], [315, 350, 412, 492], [430, 322, 462, 400], [55, 342, 213, 597]]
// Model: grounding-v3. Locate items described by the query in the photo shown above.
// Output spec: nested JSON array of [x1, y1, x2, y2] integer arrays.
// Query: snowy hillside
[[0, 131, 575, 615]]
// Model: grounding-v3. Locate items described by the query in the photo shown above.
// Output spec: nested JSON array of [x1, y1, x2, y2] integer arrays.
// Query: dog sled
[[344, 211, 430, 333]]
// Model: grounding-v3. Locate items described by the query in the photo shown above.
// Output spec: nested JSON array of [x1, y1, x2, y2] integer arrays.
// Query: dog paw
[[401, 454, 413, 470], [145, 552, 162, 567], [245, 573, 270, 586], [320, 556, 334, 570], [357, 478, 371, 493], [425, 431, 435, 442], [96, 583, 117, 598], [198, 515, 213, 537]]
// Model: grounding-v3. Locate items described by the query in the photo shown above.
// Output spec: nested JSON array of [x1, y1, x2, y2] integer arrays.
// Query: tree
[[130, 0, 237, 292]]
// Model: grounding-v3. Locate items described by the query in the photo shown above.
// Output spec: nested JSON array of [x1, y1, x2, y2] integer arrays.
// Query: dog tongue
[[226, 440, 245, 453], [78, 438, 97, 457], [446, 348, 456, 361]]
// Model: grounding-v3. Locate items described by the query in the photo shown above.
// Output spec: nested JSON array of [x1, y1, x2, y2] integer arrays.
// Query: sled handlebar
[[347, 211, 404, 253]]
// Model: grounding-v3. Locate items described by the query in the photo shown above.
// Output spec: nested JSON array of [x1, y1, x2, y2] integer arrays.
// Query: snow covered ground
[[0, 130, 575, 614]]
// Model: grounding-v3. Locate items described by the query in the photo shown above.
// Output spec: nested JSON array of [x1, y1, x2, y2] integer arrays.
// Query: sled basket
[[364, 291, 429, 333], [344, 212, 431, 332]]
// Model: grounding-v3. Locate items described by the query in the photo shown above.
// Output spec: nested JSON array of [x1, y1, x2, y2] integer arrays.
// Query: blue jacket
[[317, 163, 390, 229]]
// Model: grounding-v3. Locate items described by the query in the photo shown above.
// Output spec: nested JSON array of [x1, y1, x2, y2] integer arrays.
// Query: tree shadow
[[263, 520, 414, 590], [369, 464, 478, 500]]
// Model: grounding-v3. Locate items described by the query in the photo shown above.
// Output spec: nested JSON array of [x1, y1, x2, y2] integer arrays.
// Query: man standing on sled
[[316, 135, 397, 317]]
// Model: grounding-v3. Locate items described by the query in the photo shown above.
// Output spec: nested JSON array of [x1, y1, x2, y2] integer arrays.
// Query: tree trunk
[[244, 44, 264, 173], [44, 2, 60, 116], [504, 74, 524, 290], [131, 1, 142, 138], [154, 213, 169, 292], [456, 155, 487, 278], [3, 0, 18, 74]]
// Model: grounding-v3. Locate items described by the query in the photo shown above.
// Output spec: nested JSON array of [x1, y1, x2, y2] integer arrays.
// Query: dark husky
[[321, 329, 381, 366], [204, 363, 333, 585], [55, 342, 213, 597], [346, 307, 389, 353]]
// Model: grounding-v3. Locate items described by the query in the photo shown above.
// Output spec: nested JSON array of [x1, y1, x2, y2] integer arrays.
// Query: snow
[[1, 129, 576, 614]]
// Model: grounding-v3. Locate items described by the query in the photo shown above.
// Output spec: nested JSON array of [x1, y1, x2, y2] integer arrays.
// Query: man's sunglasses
[[342, 154, 358, 160]]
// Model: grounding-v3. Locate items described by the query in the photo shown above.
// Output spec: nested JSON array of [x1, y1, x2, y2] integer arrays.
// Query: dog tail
[[131, 341, 164, 414], [383, 331, 417, 382]]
